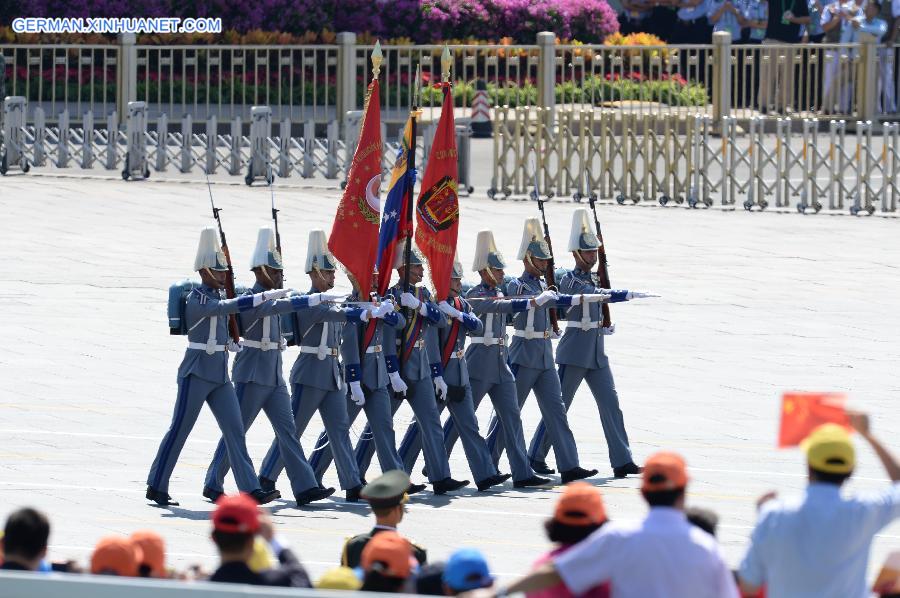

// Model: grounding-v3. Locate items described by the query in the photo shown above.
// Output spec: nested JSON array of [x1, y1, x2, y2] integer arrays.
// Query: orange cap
[[641, 452, 689, 491], [91, 536, 143, 577], [130, 530, 166, 577], [361, 531, 414, 578], [553, 482, 607, 526], [213, 493, 260, 534]]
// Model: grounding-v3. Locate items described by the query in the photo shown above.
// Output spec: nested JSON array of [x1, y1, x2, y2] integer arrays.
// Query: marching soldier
[[484, 218, 606, 484], [340, 470, 427, 569], [201, 227, 340, 507], [256, 230, 374, 502], [358, 246, 470, 495], [528, 209, 650, 478], [443, 230, 551, 489], [308, 267, 426, 495], [146, 228, 282, 506], [396, 256, 510, 492]]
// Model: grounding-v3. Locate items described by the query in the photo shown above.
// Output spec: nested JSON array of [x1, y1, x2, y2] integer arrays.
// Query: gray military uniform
[[529, 269, 634, 468], [147, 285, 261, 494], [309, 291, 406, 479], [356, 284, 453, 483], [396, 296, 497, 483], [203, 283, 321, 496], [258, 291, 363, 490], [483, 273, 582, 473]]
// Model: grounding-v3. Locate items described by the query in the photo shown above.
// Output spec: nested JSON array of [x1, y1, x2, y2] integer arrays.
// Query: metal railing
[[3, 32, 900, 128]]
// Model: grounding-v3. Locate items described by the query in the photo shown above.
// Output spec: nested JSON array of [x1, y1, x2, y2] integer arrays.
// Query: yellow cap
[[247, 538, 274, 573], [802, 423, 855, 474], [316, 566, 363, 590]]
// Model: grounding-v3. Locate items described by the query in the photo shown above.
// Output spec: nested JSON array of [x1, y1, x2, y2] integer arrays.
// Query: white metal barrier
[[124, 101, 149, 180]]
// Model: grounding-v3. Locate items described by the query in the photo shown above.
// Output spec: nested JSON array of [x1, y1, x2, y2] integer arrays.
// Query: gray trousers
[[529, 365, 633, 469], [259, 384, 361, 491], [355, 377, 451, 483], [204, 382, 318, 496], [148, 375, 258, 494], [485, 364, 580, 472], [397, 384, 497, 483], [308, 385, 403, 481], [442, 377, 535, 482]]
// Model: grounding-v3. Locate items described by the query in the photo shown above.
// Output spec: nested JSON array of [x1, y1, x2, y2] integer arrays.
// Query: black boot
[[202, 486, 224, 502], [513, 475, 552, 488], [560, 466, 599, 484], [295, 486, 335, 506], [613, 462, 644, 478], [249, 488, 280, 505], [407, 483, 427, 495], [345, 484, 364, 502], [530, 460, 556, 475], [432, 477, 470, 495], [476, 473, 512, 492], [146, 486, 179, 506], [259, 476, 277, 493]]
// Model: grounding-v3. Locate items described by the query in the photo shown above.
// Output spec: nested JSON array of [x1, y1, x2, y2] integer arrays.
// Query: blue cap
[[443, 549, 494, 591]]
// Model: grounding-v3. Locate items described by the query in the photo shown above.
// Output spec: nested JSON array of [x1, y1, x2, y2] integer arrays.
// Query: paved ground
[[1, 170, 899, 585]]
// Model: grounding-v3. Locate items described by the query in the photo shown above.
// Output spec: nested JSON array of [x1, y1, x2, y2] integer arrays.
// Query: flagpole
[[401, 63, 421, 295]]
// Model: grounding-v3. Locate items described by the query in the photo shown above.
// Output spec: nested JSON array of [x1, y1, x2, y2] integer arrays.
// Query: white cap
[[516, 217, 551, 260], [392, 243, 425, 271], [194, 227, 229, 272], [472, 230, 506, 271], [568, 208, 601, 252], [305, 229, 337, 273], [250, 226, 284, 270]]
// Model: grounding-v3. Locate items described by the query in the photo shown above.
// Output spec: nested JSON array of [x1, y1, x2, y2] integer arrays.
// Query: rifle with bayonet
[[268, 164, 283, 289], [587, 192, 612, 329], [531, 163, 560, 336], [205, 170, 241, 344]]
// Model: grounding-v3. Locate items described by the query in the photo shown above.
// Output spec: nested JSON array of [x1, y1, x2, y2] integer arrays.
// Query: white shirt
[[554, 508, 739, 598], [739, 482, 900, 598]]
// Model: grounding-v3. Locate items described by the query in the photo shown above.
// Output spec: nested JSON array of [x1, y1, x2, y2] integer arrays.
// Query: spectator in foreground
[[444, 549, 495, 595], [360, 530, 416, 593], [208, 493, 311, 587], [472, 452, 739, 598], [738, 412, 900, 598], [130, 530, 166, 578], [687, 506, 720, 537], [91, 536, 143, 577], [316, 566, 363, 591], [527, 481, 610, 598], [417, 562, 448, 595], [1, 508, 50, 572]]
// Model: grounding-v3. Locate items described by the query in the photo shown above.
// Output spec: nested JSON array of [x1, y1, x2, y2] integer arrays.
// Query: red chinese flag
[[415, 84, 459, 301], [778, 392, 851, 447], [329, 80, 383, 294]]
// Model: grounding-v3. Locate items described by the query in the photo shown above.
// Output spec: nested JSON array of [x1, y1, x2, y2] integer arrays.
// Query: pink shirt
[[527, 545, 610, 598]]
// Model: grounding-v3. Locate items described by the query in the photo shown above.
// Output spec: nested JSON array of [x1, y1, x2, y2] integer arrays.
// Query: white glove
[[626, 291, 660, 300], [251, 292, 269, 307], [358, 309, 371, 322], [400, 292, 421, 309], [371, 301, 395, 319], [226, 339, 243, 353], [433, 376, 448, 401], [262, 288, 290, 301], [438, 300, 463, 319], [601, 324, 616, 335], [551, 329, 563, 340], [584, 293, 612, 303], [569, 295, 582, 306], [534, 290, 558, 306], [388, 372, 408, 396], [309, 291, 348, 307], [349, 381, 366, 406]]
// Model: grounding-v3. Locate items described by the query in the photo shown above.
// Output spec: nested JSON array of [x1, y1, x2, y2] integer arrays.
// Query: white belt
[[241, 339, 286, 351], [469, 337, 505, 346], [188, 342, 226, 354], [298, 345, 339, 358], [513, 330, 551, 339], [448, 349, 465, 359], [397, 339, 425, 349], [566, 321, 601, 331], [365, 344, 383, 354]]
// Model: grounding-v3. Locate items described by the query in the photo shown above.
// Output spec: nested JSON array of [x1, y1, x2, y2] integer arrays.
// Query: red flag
[[778, 392, 851, 447], [329, 80, 382, 294], [415, 84, 459, 301]]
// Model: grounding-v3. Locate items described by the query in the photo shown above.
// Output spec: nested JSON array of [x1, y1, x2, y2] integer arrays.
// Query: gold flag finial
[[371, 40, 383, 79], [441, 45, 452, 83]]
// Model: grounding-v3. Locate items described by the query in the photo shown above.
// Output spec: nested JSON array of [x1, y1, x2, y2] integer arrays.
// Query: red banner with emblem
[[329, 79, 382, 294], [415, 83, 459, 301]]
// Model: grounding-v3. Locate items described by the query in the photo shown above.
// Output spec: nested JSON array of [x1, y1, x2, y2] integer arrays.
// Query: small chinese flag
[[778, 392, 851, 447]]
